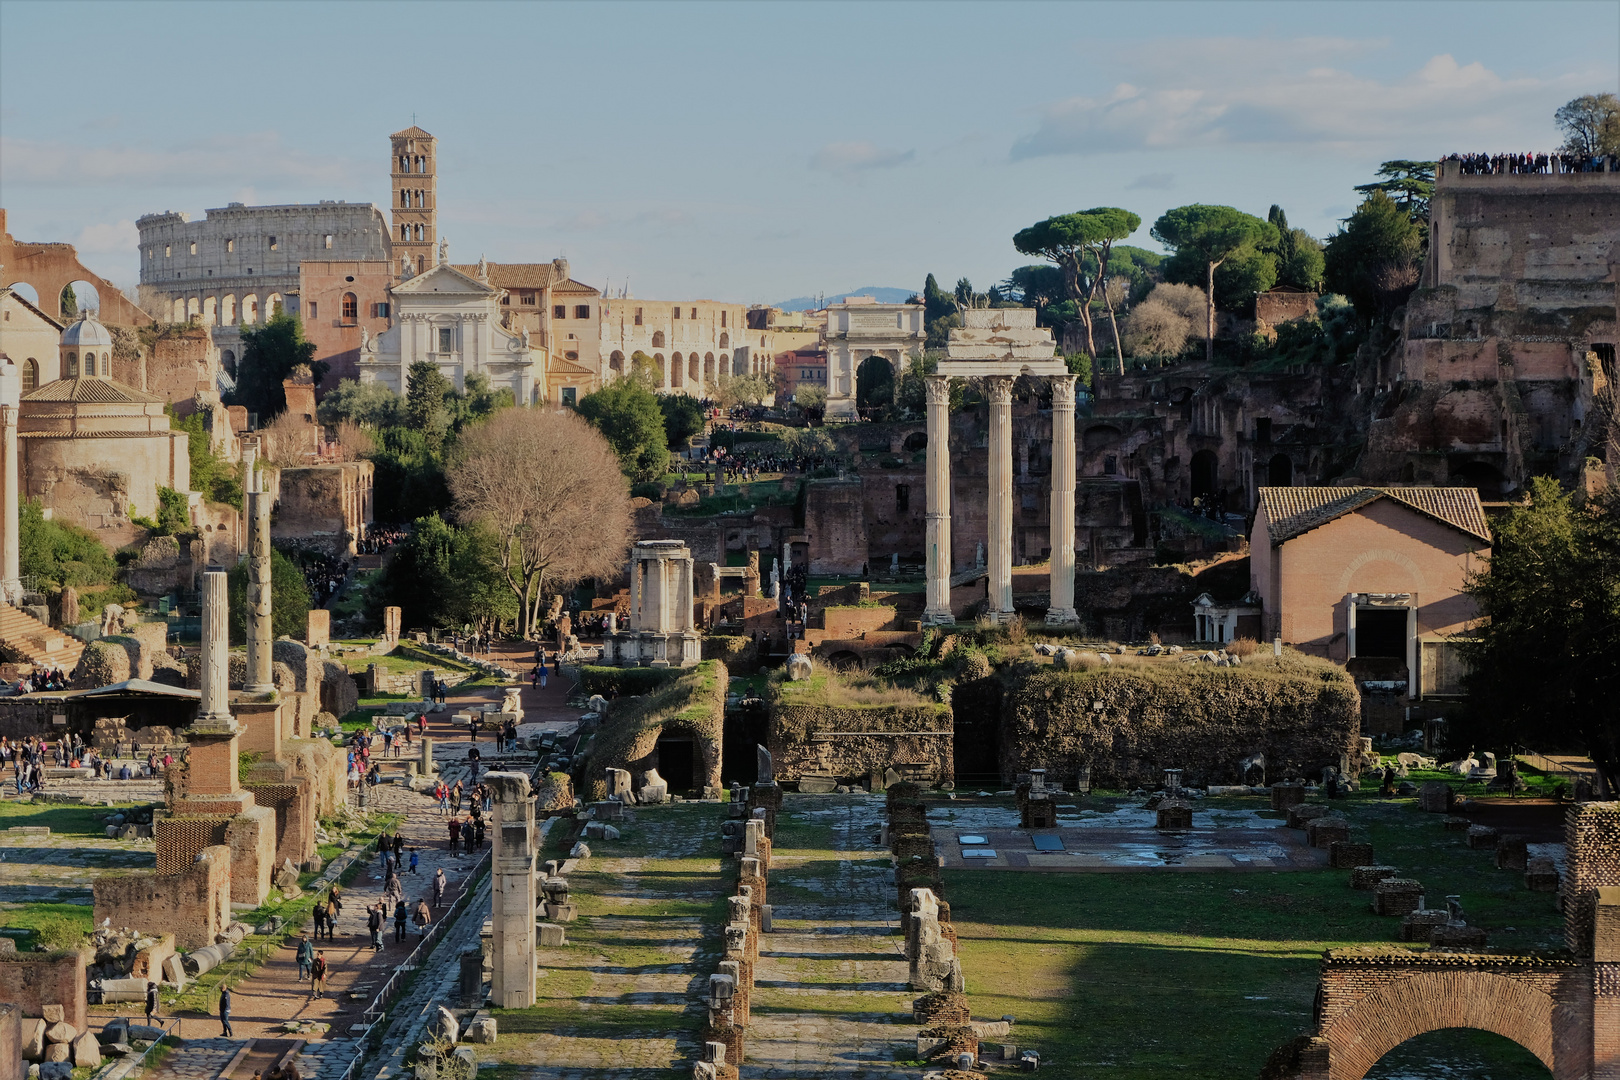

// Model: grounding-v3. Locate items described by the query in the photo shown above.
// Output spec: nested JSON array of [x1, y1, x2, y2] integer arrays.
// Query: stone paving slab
[[745, 796, 913, 1080]]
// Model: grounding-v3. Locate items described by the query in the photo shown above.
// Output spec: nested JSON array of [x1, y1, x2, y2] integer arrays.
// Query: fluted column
[[922, 376, 953, 625], [987, 376, 1014, 621], [244, 466, 274, 693], [1047, 376, 1079, 625], [199, 568, 233, 724], [0, 359, 20, 604]]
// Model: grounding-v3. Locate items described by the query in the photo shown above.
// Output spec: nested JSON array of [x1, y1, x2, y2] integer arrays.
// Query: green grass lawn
[[0, 799, 156, 834], [943, 791, 1563, 1079]]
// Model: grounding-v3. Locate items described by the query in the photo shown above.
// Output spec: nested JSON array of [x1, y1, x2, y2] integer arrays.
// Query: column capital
[[1049, 373, 1077, 407], [986, 375, 1014, 406], [925, 374, 951, 406]]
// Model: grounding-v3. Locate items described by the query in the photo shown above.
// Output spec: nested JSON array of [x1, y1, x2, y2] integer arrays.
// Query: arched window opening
[[341, 292, 358, 322], [719, 332, 729, 349], [21, 359, 37, 392], [651, 330, 666, 348], [609, 351, 624, 373], [65, 351, 78, 378]]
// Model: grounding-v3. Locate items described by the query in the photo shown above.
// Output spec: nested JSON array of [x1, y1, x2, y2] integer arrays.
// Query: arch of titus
[[923, 309, 1076, 626]]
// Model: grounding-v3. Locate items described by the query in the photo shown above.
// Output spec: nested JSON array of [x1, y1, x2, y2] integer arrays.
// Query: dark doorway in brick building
[[656, 736, 696, 795], [1356, 609, 1407, 659], [1191, 450, 1218, 500], [722, 701, 767, 786]]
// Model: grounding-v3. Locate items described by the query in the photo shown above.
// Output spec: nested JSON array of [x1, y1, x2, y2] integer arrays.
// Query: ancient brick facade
[[93, 843, 232, 950], [0, 951, 88, 1036]]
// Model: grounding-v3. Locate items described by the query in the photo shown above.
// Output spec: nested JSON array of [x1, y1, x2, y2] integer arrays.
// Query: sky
[[1, 0, 1615, 306]]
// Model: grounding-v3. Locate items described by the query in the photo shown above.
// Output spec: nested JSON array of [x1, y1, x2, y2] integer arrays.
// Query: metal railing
[[332, 848, 492, 1080], [100, 1014, 181, 1077]]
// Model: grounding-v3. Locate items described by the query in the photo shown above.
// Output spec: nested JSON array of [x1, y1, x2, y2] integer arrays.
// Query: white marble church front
[[358, 255, 547, 402]]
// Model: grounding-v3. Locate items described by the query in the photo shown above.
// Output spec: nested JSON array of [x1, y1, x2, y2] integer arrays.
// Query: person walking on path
[[414, 897, 432, 937], [296, 933, 314, 981], [409, 849, 419, 874], [433, 867, 447, 908], [394, 899, 409, 943], [392, 833, 404, 862], [367, 902, 384, 951], [446, 815, 460, 852], [312, 898, 330, 941], [145, 980, 158, 1026], [329, 886, 344, 923], [309, 952, 327, 1001], [219, 985, 233, 1037]]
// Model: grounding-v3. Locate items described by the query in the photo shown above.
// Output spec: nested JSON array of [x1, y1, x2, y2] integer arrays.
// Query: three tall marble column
[[921, 373, 1080, 626]]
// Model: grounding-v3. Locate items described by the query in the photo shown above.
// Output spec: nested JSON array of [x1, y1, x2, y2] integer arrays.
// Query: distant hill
[[774, 286, 915, 312]]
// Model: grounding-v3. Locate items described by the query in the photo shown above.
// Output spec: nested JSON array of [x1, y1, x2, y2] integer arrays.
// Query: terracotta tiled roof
[[1258, 487, 1492, 545], [554, 279, 602, 296], [453, 263, 568, 289], [22, 378, 165, 405], [391, 126, 433, 139]]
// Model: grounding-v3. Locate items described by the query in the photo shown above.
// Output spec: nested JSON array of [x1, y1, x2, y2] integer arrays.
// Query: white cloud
[[1127, 172, 1176, 190], [73, 219, 139, 256], [810, 141, 915, 173], [1012, 40, 1587, 159], [0, 132, 361, 188]]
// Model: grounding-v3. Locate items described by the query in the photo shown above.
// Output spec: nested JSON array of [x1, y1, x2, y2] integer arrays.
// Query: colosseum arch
[[609, 350, 624, 375], [652, 330, 666, 348], [704, 352, 715, 384], [688, 354, 699, 387], [670, 352, 685, 388]]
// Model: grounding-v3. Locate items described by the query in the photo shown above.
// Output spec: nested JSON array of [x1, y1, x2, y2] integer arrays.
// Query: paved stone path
[[471, 802, 722, 1078], [744, 795, 914, 1080]]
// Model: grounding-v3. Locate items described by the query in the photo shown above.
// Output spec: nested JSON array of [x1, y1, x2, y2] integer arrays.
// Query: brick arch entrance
[[1319, 966, 1566, 1079]]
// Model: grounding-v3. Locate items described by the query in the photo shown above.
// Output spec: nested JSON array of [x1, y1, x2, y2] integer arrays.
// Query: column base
[[983, 610, 1017, 624], [921, 607, 955, 626], [1045, 608, 1080, 626], [243, 683, 276, 695]]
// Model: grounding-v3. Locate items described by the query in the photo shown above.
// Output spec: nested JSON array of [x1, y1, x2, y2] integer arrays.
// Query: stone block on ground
[[1525, 856, 1560, 892], [22, 1018, 44, 1060], [1495, 833, 1528, 870], [44, 1022, 76, 1045], [1466, 825, 1499, 850], [465, 1017, 497, 1044], [1270, 783, 1305, 811], [1373, 879, 1424, 916], [1399, 909, 1450, 942], [1330, 841, 1375, 869], [1286, 804, 1328, 829], [434, 1005, 460, 1045], [1417, 781, 1454, 813], [45, 1043, 70, 1063], [1442, 815, 1471, 832], [537, 923, 566, 947], [1351, 865, 1399, 890], [1430, 923, 1489, 948], [70, 1031, 102, 1068], [40, 1005, 64, 1025], [38, 1064, 74, 1080], [1305, 816, 1350, 849]]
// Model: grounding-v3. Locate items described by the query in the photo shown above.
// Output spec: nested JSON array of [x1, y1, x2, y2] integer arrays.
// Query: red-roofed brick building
[[1251, 486, 1491, 698]]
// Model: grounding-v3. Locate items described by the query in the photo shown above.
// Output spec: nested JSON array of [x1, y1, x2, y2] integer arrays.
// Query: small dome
[[60, 311, 113, 351]]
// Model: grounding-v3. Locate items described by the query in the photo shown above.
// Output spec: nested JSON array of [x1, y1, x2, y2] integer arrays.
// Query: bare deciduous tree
[[448, 408, 633, 638]]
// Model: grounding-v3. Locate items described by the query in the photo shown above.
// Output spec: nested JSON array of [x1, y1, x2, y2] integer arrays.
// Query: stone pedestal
[[986, 376, 1014, 621], [1045, 375, 1078, 625], [488, 771, 537, 1008], [923, 376, 953, 625]]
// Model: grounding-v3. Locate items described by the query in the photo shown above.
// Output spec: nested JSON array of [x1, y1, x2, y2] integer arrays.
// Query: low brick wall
[[93, 843, 231, 950], [0, 950, 88, 1033]]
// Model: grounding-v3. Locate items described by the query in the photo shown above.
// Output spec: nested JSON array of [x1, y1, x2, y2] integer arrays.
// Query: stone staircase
[[0, 603, 86, 671]]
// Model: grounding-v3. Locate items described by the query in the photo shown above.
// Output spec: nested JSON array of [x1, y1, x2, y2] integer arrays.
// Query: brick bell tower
[[390, 125, 437, 281]]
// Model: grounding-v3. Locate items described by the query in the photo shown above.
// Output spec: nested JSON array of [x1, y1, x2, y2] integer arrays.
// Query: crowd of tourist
[[1, 734, 169, 791], [282, 548, 351, 609], [358, 525, 407, 556], [8, 666, 70, 694], [1446, 151, 1618, 175]]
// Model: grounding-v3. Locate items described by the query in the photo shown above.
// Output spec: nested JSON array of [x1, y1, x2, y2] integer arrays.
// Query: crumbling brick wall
[[93, 843, 231, 950], [0, 950, 88, 1034], [998, 656, 1360, 788], [769, 699, 953, 784]]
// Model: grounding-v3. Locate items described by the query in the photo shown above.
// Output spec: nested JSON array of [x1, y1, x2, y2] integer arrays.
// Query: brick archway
[[1319, 966, 1570, 1079]]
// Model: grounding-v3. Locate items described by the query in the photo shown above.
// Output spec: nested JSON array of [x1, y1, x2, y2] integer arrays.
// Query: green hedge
[[578, 665, 681, 698]]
